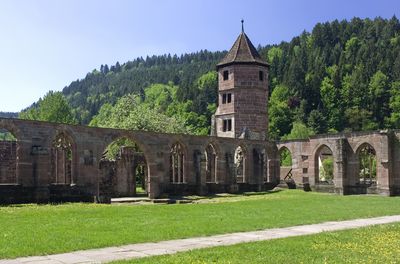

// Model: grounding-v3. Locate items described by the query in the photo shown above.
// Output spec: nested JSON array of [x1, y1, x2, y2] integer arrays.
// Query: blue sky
[[0, 0, 399, 112]]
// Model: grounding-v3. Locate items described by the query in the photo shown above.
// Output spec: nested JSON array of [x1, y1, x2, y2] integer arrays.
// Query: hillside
[[0, 112, 18, 118], [62, 51, 225, 124], [23, 16, 400, 139]]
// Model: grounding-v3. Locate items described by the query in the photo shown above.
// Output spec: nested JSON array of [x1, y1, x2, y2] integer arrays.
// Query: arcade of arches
[[1, 118, 400, 204], [0, 118, 278, 203]]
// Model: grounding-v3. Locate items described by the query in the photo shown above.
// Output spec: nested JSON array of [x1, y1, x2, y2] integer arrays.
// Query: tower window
[[227, 93, 232, 103], [223, 119, 232, 132], [222, 93, 232, 104], [223, 70, 229, 81], [259, 71, 264, 81]]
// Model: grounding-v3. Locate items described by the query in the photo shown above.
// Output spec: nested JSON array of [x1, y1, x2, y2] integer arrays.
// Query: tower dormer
[[214, 23, 269, 140]]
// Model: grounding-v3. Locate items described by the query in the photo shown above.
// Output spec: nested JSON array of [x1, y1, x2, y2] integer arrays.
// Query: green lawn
[[117, 223, 400, 263], [1, 190, 400, 259]]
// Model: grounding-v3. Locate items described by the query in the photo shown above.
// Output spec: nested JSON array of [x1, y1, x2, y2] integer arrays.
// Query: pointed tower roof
[[217, 31, 269, 69]]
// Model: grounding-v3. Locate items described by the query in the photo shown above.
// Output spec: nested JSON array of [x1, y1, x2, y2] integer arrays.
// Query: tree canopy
[[19, 91, 76, 124]]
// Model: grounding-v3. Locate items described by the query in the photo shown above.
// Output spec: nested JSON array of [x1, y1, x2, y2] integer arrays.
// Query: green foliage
[[368, 71, 389, 127], [307, 110, 327, 134], [320, 157, 334, 181], [282, 121, 314, 140], [279, 148, 292, 166], [320, 65, 343, 130], [0, 130, 16, 141], [104, 138, 138, 160], [386, 81, 400, 127], [344, 107, 377, 131], [268, 85, 292, 139], [61, 51, 225, 124], [90, 93, 187, 134], [19, 91, 76, 124]]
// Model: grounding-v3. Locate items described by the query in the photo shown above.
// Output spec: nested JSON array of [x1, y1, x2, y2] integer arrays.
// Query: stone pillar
[[147, 162, 161, 199], [334, 138, 346, 194], [377, 131, 391, 195]]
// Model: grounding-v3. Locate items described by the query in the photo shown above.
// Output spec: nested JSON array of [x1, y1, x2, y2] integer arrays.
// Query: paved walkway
[[2, 215, 400, 264]]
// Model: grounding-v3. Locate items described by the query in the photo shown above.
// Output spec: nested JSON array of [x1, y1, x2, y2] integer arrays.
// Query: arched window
[[234, 146, 245, 183], [0, 128, 17, 184], [315, 145, 334, 184], [357, 143, 376, 185], [170, 142, 185, 183], [52, 133, 74, 185], [279, 146, 293, 182], [205, 144, 217, 183], [279, 147, 292, 167]]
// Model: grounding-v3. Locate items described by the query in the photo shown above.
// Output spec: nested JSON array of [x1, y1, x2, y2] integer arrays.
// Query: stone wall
[[215, 64, 269, 140], [0, 141, 16, 183], [0, 118, 280, 203], [277, 130, 400, 196]]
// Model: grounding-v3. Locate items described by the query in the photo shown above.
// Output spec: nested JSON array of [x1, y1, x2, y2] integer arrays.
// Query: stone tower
[[214, 25, 269, 140]]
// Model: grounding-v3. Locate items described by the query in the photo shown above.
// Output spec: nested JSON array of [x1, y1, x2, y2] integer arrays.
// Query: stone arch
[[356, 143, 377, 185], [314, 144, 334, 184], [51, 130, 77, 185], [278, 146, 293, 183], [0, 127, 18, 184], [170, 141, 187, 183], [100, 134, 149, 197], [234, 145, 247, 183], [0, 119, 23, 141], [103, 131, 152, 160], [278, 146, 293, 167], [205, 142, 218, 183]]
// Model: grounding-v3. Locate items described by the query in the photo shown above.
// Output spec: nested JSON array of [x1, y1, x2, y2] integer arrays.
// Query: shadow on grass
[[168, 189, 283, 201]]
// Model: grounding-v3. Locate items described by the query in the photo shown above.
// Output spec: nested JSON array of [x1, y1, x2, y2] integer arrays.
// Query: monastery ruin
[[1, 29, 399, 203]]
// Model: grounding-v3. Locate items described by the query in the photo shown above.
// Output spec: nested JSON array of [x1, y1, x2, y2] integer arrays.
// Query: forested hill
[[49, 16, 400, 139], [62, 51, 226, 124], [0, 112, 18, 118]]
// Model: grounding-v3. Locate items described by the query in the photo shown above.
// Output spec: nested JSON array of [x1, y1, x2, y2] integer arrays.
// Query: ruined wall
[[277, 131, 400, 196], [0, 141, 16, 183], [0, 118, 280, 203]]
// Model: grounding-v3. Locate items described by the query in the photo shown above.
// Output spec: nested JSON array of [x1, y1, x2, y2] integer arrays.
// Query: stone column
[[334, 138, 346, 194], [377, 131, 391, 195]]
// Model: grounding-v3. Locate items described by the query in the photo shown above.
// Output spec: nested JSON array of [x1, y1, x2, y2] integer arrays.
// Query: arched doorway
[[52, 132, 74, 185], [101, 137, 148, 197], [205, 143, 217, 183], [234, 146, 246, 183], [170, 142, 185, 183], [315, 145, 334, 184], [0, 128, 17, 183], [357, 143, 376, 185]]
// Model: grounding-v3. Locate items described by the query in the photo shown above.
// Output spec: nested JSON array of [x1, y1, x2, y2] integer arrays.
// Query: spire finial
[[241, 19, 244, 33]]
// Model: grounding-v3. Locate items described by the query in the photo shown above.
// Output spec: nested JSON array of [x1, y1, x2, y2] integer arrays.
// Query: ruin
[[1, 28, 400, 204], [0, 118, 279, 203]]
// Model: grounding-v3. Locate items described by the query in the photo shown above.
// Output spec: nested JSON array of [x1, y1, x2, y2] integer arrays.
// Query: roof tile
[[217, 33, 269, 68]]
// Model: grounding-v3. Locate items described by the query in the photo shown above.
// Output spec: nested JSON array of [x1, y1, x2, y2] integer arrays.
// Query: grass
[[116, 223, 400, 263], [1, 190, 400, 258]]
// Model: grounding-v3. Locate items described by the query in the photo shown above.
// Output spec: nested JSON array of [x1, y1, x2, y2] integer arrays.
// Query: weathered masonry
[[0, 118, 280, 203], [213, 25, 269, 140], [277, 131, 400, 196]]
